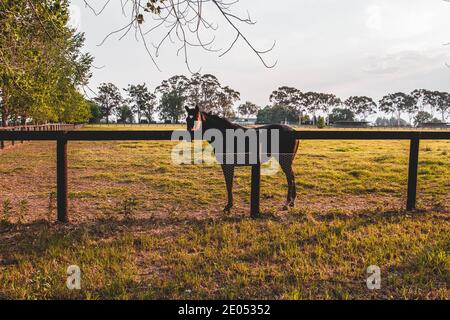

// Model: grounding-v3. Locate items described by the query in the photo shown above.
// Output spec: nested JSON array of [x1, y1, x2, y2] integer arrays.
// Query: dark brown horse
[[185, 106, 300, 212]]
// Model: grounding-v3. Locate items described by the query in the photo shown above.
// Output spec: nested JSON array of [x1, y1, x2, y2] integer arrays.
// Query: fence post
[[250, 164, 261, 218], [21, 126, 26, 144], [57, 134, 69, 223], [250, 132, 261, 218], [407, 138, 420, 211]]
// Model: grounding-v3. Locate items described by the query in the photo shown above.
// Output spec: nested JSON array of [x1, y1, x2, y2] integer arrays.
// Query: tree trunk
[[1, 89, 9, 149], [1, 90, 8, 127], [1, 111, 6, 127], [0, 114, 4, 149], [136, 108, 141, 124]]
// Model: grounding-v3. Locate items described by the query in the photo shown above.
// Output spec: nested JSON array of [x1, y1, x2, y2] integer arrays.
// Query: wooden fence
[[0, 124, 81, 150], [0, 130, 448, 222]]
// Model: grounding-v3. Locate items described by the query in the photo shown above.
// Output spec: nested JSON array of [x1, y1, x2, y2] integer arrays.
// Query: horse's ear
[[194, 105, 200, 112], [185, 106, 190, 112]]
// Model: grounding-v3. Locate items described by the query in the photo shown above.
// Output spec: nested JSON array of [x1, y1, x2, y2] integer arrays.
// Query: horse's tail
[[293, 139, 300, 158]]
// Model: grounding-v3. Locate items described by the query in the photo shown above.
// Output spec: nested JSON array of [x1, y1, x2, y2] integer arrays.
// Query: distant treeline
[[259, 88, 449, 126], [88, 79, 449, 127], [89, 74, 240, 125]]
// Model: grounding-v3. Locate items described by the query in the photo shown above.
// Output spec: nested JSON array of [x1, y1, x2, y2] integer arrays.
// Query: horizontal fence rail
[[0, 130, 449, 222], [0, 130, 448, 141], [0, 124, 81, 150], [0, 123, 80, 134]]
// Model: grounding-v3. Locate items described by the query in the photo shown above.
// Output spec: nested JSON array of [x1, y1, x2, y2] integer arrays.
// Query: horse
[[185, 106, 300, 213]]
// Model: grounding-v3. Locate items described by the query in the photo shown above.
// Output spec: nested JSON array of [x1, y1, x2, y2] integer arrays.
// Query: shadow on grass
[[0, 206, 448, 299], [1, 207, 443, 261], [385, 239, 449, 294]]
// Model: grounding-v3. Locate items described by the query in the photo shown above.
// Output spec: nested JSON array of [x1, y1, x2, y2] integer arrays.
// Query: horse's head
[[185, 105, 206, 132]]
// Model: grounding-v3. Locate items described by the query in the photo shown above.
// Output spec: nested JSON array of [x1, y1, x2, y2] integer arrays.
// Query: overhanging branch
[[83, 0, 276, 71]]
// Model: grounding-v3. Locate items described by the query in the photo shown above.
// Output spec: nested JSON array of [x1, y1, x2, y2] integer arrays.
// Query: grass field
[[0, 125, 448, 299]]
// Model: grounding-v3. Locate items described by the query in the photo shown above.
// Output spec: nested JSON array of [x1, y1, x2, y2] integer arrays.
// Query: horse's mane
[[202, 112, 242, 129]]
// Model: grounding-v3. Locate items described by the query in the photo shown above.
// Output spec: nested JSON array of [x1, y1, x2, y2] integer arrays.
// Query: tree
[[182, 73, 240, 116], [436, 92, 450, 123], [125, 83, 156, 123], [404, 100, 419, 125], [0, 1, 93, 126], [269, 87, 306, 124], [414, 111, 433, 127], [344, 96, 377, 121], [412, 89, 442, 118], [94, 83, 122, 124], [158, 91, 185, 124], [269, 87, 303, 110], [379, 93, 415, 126], [215, 86, 240, 118], [317, 93, 341, 124], [238, 101, 260, 118], [186, 73, 219, 112], [156, 75, 190, 97], [155, 75, 189, 123], [184, 73, 204, 108], [116, 105, 134, 124], [88, 100, 102, 124], [411, 89, 428, 112], [142, 92, 157, 123], [304, 92, 320, 124], [61, 91, 91, 124], [256, 104, 297, 124], [410, 89, 448, 124], [316, 116, 325, 129], [375, 117, 409, 127], [329, 108, 356, 123]]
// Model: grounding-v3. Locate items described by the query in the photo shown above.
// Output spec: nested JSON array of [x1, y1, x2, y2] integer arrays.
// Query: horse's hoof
[[282, 202, 295, 211], [223, 204, 233, 214]]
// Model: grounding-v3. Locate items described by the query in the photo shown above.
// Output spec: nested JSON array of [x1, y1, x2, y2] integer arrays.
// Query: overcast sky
[[71, 0, 450, 109]]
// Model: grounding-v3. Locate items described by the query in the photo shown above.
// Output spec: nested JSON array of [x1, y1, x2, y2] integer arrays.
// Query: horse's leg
[[291, 169, 297, 202], [279, 154, 296, 210], [221, 164, 235, 213]]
